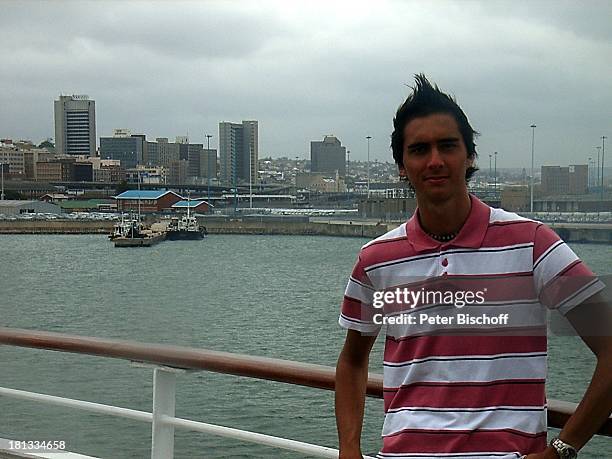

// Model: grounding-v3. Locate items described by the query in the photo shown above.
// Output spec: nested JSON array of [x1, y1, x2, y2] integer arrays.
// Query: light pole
[[205, 134, 212, 208], [601, 136, 607, 202], [366, 136, 372, 196], [494, 151, 498, 193], [489, 154, 492, 190], [588, 157, 593, 189], [530, 124, 536, 213], [0, 163, 5, 200], [346, 150, 350, 181]]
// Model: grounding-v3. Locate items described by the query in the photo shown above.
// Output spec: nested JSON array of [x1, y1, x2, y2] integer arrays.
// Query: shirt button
[[442, 258, 448, 267]]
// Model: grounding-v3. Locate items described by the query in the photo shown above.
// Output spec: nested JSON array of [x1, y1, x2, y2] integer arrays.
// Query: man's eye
[[440, 142, 457, 151], [408, 146, 426, 154]]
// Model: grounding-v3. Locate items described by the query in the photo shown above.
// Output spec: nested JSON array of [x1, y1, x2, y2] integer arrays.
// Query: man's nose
[[427, 147, 444, 168]]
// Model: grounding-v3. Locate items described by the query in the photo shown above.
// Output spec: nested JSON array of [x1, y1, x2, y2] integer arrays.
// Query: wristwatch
[[550, 437, 578, 459]]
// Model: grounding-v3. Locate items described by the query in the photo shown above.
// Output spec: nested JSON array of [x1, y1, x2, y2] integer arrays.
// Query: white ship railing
[[0, 327, 610, 459]]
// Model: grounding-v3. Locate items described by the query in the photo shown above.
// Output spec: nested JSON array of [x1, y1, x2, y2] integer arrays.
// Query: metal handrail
[[1, 326, 610, 437]]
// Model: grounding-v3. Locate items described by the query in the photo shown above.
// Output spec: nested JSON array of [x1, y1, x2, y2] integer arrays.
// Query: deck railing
[[0, 327, 610, 458]]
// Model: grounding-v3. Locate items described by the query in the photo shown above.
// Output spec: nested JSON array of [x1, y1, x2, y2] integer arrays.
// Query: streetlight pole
[[588, 157, 593, 189], [530, 124, 536, 213], [346, 150, 350, 181], [494, 151, 498, 193], [1, 163, 5, 200], [601, 136, 607, 202], [366, 136, 372, 197], [205, 134, 212, 209], [596, 146, 601, 190]]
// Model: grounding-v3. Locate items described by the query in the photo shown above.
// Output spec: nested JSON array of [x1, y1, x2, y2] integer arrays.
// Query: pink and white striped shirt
[[339, 196, 603, 459]]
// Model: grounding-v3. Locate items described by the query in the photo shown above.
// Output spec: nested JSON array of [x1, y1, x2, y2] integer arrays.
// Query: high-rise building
[[311, 135, 346, 176], [54, 95, 96, 156], [100, 130, 144, 169], [219, 120, 258, 186]]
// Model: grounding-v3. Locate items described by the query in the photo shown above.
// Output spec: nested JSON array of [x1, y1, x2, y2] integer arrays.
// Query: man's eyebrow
[[405, 141, 427, 150], [438, 137, 461, 143], [405, 137, 460, 149]]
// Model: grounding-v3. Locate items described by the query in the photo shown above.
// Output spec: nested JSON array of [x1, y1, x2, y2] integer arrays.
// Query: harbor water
[[0, 234, 610, 458]]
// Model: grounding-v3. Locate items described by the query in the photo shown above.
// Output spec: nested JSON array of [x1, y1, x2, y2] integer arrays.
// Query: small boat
[[165, 215, 207, 240], [111, 216, 166, 247], [165, 195, 207, 240], [109, 216, 141, 240], [113, 229, 166, 247]]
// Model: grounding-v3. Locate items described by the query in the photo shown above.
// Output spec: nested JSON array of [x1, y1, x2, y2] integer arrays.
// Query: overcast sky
[[1, 0, 611, 168]]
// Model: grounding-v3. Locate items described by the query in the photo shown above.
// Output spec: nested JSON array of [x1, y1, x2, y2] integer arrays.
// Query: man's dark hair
[[391, 74, 479, 181]]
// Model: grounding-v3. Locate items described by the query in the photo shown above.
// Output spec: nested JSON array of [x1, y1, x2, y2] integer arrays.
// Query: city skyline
[[1, 1, 611, 168]]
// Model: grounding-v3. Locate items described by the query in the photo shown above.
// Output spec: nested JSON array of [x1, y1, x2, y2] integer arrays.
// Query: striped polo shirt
[[339, 195, 603, 459]]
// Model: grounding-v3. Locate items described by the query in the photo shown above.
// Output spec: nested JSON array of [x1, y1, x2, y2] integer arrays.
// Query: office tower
[[156, 138, 180, 166], [100, 130, 144, 169], [54, 95, 96, 156], [200, 149, 217, 180], [311, 135, 346, 176], [219, 120, 258, 186]]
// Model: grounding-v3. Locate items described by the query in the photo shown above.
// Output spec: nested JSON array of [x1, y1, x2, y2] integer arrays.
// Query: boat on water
[[113, 228, 166, 247], [110, 215, 165, 247], [165, 196, 208, 240], [165, 214, 207, 240]]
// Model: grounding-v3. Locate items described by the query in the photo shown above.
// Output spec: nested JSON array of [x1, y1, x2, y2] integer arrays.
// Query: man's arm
[[529, 293, 612, 458], [335, 329, 377, 459]]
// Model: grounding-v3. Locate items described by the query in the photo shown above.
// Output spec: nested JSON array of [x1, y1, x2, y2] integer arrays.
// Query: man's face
[[399, 113, 472, 205]]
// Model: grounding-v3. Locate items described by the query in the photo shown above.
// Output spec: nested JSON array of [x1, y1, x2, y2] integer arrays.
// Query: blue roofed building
[[171, 200, 213, 213], [114, 190, 182, 212]]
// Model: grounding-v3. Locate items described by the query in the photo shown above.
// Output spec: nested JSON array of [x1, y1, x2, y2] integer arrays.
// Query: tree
[[38, 139, 54, 149], [115, 180, 130, 194]]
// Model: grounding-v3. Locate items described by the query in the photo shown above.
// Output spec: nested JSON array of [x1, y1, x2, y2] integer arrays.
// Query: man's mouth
[[424, 176, 449, 184]]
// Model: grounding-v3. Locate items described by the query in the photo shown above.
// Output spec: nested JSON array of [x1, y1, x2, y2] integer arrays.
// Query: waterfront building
[[541, 164, 588, 196], [171, 200, 212, 213], [114, 190, 182, 212], [54, 95, 96, 156], [310, 135, 346, 177], [219, 120, 258, 186], [0, 199, 61, 215], [100, 131, 144, 169]]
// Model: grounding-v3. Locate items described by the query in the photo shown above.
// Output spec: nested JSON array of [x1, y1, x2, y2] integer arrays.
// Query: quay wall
[[0, 220, 114, 234], [0, 220, 611, 243]]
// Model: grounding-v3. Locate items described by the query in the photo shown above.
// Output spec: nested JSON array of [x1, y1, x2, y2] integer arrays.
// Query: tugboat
[[165, 198, 207, 240], [109, 215, 141, 240]]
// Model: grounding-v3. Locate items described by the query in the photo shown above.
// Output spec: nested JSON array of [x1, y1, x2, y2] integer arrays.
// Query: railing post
[[151, 367, 177, 459]]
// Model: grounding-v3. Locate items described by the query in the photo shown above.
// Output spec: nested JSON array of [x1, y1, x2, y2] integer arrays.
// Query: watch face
[[551, 438, 577, 459]]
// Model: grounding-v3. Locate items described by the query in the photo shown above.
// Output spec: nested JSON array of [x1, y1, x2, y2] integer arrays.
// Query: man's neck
[[417, 193, 472, 236]]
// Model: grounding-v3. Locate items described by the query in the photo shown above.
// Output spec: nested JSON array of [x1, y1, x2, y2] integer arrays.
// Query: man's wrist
[[549, 437, 578, 459]]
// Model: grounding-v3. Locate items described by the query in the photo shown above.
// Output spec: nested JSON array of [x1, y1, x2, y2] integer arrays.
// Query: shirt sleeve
[[533, 224, 605, 315], [339, 254, 381, 335]]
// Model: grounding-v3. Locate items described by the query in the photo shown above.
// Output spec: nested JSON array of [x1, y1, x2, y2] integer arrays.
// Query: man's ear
[[398, 165, 407, 180]]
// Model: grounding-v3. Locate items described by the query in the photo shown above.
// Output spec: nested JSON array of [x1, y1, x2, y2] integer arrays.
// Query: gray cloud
[[1, 0, 610, 168]]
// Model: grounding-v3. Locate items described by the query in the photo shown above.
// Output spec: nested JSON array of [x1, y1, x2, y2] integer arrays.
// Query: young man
[[335, 75, 611, 459]]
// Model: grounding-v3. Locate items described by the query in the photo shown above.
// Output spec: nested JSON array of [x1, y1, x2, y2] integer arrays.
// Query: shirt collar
[[406, 194, 490, 253]]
